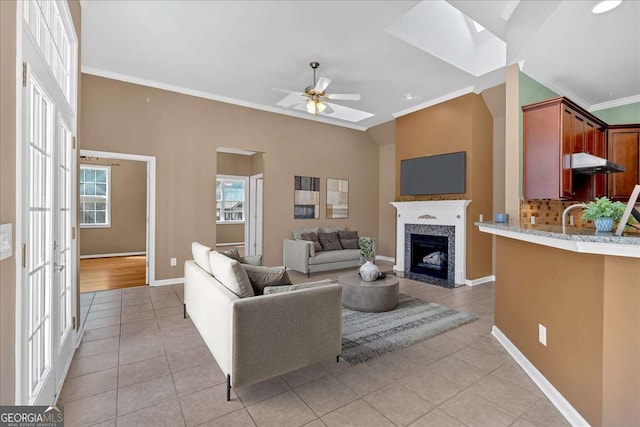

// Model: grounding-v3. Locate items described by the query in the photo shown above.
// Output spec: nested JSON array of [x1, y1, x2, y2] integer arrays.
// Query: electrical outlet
[[531, 216, 536, 225], [0, 223, 12, 261], [170, 257, 177, 267], [479, 214, 484, 222], [539, 324, 547, 346], [569, 215, 575, 226]]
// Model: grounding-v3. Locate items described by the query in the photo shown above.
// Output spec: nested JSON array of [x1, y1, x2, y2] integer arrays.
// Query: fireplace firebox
[[404, 223, 456, 288], [410, 234, 449, 280]]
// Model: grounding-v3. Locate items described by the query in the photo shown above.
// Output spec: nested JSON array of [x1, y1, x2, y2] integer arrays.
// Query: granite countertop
[[475, 222, 640, 245]]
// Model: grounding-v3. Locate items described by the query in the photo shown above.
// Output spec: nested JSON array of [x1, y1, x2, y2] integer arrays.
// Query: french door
[[19, 0, 77, 405]]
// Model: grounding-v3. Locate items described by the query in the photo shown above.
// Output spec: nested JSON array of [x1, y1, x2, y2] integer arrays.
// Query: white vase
[[359, 261, 380, 282]]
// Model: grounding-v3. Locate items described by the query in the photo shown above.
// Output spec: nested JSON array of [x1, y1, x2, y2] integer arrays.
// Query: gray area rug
[[341, 294, 478, 365]]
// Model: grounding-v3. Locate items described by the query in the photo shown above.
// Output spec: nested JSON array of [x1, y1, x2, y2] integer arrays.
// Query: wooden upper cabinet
[[523, 97, 607, 200], [608, 126, 640, 201]]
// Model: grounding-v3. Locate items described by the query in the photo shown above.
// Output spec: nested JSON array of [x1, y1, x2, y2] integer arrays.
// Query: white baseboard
[[464, 275, 495, 286], [151, 277, 184, 287], [492, 326, 590, 427], [216, 242, 244, 247], [80, 251, 146, 259], [375, 255, 395, 263]]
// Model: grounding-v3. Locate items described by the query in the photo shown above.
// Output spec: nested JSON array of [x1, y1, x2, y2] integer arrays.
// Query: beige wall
[[377, 143, 396, 258], [216, 224, 245, 245], [80, 74, 380, 279], [395, 93, 494, 279], [80, 159, 147, 255], [0, 0, 17, 405], [505, 64, 520, 219], [496, 237, 640, 426], [217, 152, 251, 176], [250, 152, 264, 175]]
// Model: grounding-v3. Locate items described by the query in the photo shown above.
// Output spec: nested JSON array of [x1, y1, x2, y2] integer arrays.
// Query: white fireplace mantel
[[391, 200, 471, 286]]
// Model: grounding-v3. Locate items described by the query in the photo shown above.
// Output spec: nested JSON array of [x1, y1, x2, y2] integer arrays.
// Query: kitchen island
[[478, 222, 639, 427]]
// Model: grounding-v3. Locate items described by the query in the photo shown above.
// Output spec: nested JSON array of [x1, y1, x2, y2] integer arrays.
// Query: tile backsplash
[[520, 199, 591, 228]]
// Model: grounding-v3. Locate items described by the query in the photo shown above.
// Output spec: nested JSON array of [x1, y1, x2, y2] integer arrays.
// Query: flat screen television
[[400, 151, 466, 196]]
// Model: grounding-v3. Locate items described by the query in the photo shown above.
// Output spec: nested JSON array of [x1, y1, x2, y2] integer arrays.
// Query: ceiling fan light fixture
[[317, 102, 327, 113], [591, 0, 623, 14], [306, 100, 316, 114]]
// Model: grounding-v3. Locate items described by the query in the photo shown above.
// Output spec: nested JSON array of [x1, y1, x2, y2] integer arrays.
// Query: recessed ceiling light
[[405, 93, 416, 100], [592, 0, 623, 14]]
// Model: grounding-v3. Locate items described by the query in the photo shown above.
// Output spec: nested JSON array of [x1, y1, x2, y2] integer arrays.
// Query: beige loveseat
[[283, 227, 375, 277], [184, 242, 342, 400]]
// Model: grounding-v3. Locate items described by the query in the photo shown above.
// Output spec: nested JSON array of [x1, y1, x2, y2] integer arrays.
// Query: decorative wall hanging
[[326, 178, 349, 219], [294, 176, 320, 219]]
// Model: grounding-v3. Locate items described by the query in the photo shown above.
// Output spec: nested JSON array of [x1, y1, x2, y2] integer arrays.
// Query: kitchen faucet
[[562, 203, 586, 234]]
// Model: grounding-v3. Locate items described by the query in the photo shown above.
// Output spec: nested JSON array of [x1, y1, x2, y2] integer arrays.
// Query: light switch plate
[[0, 223, 12, 261]]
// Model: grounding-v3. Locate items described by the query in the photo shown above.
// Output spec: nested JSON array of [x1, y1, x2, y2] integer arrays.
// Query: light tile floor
[[67, 264, 569, 427]]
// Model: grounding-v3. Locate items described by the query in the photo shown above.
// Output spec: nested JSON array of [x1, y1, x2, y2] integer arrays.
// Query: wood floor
[[80, 255, 146, 293]]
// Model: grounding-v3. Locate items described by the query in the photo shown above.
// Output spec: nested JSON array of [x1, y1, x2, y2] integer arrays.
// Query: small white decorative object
[[359, 260, 380, 282]]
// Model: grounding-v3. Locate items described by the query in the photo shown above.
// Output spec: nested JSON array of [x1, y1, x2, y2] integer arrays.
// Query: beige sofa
[[184, 242, 342, 400], [283, 227, 375, 277]]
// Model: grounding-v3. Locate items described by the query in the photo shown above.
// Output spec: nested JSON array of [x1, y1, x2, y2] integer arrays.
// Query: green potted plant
[[582, 196, 626, 232]]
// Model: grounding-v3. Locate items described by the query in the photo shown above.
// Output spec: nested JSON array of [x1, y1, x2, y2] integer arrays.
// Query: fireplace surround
[[391, 200, 470, 286], [406, 224, 455, 287]]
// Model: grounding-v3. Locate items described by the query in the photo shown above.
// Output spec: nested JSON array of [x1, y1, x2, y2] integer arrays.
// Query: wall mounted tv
[[400, 151, 466, 196]]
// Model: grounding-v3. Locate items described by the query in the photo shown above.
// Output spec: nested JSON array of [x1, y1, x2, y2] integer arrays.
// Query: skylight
[[472, 20, 486, 33]]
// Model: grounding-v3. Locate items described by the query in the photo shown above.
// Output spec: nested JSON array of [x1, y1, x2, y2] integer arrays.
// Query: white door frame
[[79, 150, 156, 286], [248, 174, 264, 256], [15, 0, 79, 405]]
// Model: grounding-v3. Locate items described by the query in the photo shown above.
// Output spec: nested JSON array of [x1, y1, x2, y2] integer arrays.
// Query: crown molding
[[590, 94, 640, 112], [81, 67, 368, 131], [519, 65, 592, 111], [392, 86, 475, 118]]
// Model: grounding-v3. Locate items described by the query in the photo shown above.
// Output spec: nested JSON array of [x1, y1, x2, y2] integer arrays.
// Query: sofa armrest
[[243, 254, 262, 266], [230, 283, 342, 388], [283, 239, 312, 274]]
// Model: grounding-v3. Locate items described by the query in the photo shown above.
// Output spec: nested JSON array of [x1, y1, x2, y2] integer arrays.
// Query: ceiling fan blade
[[327, 93, 361, 101], [324, 102, 374, 123], [273, 88, 303, 95], [276, 93, 307, 108], [314, 77, 331, 93]]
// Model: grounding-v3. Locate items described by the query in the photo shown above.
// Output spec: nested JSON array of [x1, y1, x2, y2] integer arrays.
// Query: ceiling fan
[[274, 62, 374, 123]]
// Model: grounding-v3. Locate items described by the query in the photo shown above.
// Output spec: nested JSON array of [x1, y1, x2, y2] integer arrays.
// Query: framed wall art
[[326, 178, 349, 219], [294, 175, 320, 219]]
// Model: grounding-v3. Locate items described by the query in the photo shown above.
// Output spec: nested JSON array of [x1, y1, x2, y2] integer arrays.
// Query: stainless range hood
[[571, 152, 625, 174]]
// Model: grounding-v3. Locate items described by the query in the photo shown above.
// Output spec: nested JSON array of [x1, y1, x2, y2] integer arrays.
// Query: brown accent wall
[[80, 74, 379, 279], [395, 93, 493, 279], [496, 237, 640, 425], [80, 159, 147, 255], [0, 0, 17, 405], [602, 256, 640, 426]]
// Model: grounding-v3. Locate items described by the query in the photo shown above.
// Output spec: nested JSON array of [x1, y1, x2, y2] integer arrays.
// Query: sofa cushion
[[318, 232, 343, 251], [338, 230, 359, 249], [293, 227, 319, 240], [263, 279, 336, 295], [209, 251, 255, 298], [242, 264, 292, 295], [192, 242, 213, 275], [319, 227, 345, 234], [309, 248, 361, 265], [220, 247, 246, 263], [300, 231, 323, 253]]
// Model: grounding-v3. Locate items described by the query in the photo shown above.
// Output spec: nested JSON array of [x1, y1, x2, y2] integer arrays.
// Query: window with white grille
[[23, 0, 72, 102], [80, 166, 110, 227]]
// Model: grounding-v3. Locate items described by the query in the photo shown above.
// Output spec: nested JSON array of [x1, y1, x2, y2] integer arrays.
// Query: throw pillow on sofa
[[220, 247, 246, 263], [338, 230, 359, 249], [192, 242, 214, 275], [263, 279, 336, 295], [300, 231, 323, 253], [318, 232, 343, 251], [243, 264, 292, 295], [209, 252, 255, 298]]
